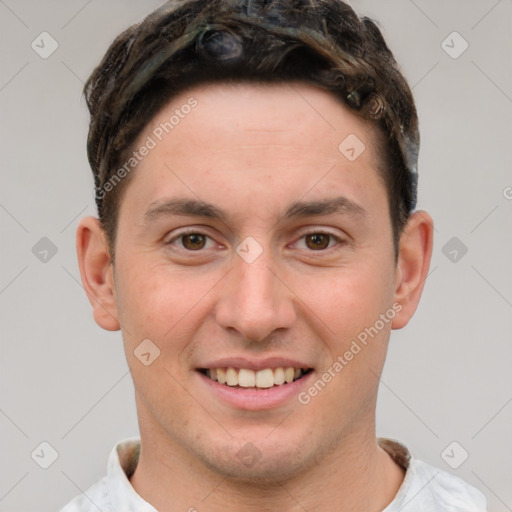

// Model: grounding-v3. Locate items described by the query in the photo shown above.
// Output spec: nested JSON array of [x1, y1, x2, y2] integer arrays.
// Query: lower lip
[[197, 371, 314, 411]]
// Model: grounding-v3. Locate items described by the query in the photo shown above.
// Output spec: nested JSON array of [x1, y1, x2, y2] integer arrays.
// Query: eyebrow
[[143, 196, 367, 224], [143, 198, 228, 223], [283, 196, 367, 219]]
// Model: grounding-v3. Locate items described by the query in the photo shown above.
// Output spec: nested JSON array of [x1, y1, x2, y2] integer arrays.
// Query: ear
[[76, 217, 120, 331], [392, 211, 434, 330]]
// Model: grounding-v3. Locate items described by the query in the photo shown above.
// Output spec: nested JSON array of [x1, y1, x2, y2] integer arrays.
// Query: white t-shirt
[[60, 437, 487, 512]]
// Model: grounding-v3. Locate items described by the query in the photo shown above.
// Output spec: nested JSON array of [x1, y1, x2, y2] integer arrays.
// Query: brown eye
[[181, 233, 207, 250], [304, 233, 331, 250]]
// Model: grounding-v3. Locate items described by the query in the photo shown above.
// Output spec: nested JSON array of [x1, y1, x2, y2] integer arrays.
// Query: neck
[[130, 415, 404, 512]]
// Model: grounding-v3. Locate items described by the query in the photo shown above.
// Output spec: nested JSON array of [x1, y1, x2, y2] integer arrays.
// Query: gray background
[[0, 0, 511, 510]]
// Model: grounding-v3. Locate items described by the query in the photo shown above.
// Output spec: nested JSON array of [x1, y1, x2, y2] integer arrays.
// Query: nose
[[214, 250, 296, 342]]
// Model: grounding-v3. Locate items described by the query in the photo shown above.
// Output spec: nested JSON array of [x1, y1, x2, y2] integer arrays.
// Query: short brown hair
[[84, 0, 419, 258]]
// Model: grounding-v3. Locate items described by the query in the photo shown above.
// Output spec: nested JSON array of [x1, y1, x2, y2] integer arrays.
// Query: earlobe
[[76, 217, 120, 331], [392, 211, 434, 330]]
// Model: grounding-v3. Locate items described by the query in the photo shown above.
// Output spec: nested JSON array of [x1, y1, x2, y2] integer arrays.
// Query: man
[[62, 0, 487, 510]]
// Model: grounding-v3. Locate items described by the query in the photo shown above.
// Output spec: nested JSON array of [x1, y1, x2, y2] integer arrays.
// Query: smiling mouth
[[199, 367, 313, 389]]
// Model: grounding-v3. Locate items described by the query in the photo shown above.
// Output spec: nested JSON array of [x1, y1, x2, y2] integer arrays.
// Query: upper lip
[[197, 356, 313, 371]]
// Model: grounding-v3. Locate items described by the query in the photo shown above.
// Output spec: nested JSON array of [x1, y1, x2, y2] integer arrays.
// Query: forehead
[[157, 81, 378, 149], [122, 81, 386, 218]]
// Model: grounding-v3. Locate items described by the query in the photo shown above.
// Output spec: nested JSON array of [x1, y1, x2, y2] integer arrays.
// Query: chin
[[206, 450, 308, 484], [190, 432, 319, 484]]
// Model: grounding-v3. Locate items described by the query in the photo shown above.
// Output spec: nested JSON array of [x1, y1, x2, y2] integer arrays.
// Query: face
[[83, 82, 427, 481]]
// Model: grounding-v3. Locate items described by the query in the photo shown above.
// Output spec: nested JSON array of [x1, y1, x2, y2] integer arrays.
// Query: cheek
[[113, 262, 213, 411], [294, 263, 396, 422], [114, 259, 223, 352], [298, 260, 396, 343]]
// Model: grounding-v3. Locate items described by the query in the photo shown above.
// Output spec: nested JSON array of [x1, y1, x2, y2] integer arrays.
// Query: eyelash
[[166, 229, 345, 252], [166, 229, 219, 251], [292, 231, 343, 251]]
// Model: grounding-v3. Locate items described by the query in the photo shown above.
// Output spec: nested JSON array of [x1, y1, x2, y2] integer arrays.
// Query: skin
[[77, 82, 433, 512]]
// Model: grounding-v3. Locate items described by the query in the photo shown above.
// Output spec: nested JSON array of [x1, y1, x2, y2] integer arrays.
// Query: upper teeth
[[206, 367, 307, 388]]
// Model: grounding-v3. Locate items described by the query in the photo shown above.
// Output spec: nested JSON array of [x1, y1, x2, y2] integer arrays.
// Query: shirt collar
[[107, 437, 157, 512]]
